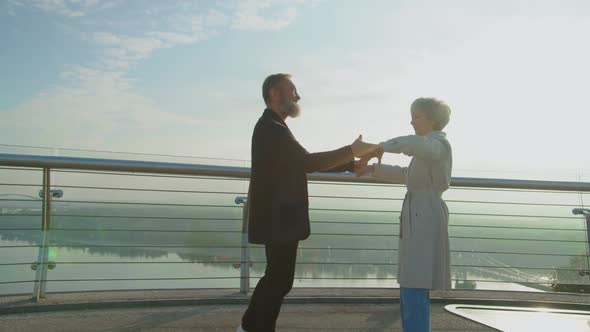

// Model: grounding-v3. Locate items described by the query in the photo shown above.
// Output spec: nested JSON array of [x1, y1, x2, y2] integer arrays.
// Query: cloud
[[1, 66, 204, 151], [232, 6, 297, 31], [94, 32, 164, 68], [1, 0, 316, 156], [205, 9, 229, 27], [147, 32, 200, 45], [4, 0, 124, 17], [92, 12, 212, 69], [226, 0, 320, 31]]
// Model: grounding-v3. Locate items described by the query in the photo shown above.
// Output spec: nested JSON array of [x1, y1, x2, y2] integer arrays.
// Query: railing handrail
[[1, 153, 589, 192]]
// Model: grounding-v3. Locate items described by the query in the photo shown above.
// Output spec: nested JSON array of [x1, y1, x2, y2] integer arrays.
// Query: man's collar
[[264, 108, 287, 126]]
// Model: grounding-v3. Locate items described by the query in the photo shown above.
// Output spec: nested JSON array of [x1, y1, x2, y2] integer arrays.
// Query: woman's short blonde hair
[[411, 97, 451, 130]]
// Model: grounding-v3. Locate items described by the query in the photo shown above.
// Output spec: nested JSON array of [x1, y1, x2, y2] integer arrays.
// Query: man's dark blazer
[[247, 109, 354, 244]]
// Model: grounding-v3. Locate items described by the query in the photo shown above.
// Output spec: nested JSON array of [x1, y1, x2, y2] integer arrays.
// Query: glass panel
[[44, 170, 248, 292], [0, 167, 43, 295], [1, 165, 588, 294]]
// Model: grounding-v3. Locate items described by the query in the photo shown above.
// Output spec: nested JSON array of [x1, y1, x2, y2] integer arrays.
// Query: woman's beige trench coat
[[372, 131, 452, 290]]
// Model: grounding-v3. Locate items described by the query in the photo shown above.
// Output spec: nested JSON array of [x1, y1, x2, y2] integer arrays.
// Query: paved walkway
[[1, 289, 590, 331], [0, 303, 497, 332]]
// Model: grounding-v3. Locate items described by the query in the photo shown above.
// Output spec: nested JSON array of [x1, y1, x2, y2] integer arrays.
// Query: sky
[[1, 0, 589, 179]]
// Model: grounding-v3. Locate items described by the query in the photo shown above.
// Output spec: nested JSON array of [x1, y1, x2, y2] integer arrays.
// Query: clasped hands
[[350, 135, 384, 177]]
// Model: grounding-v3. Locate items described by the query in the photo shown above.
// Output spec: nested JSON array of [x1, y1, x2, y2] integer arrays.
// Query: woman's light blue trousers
[[400, 287, 430, 332]]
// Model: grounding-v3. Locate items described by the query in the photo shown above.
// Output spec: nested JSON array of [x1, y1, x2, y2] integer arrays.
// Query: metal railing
[[1, 153, 590, 300]]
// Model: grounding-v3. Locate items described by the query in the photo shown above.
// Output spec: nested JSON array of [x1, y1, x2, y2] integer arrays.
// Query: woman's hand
[[358, 144, 383, 165]]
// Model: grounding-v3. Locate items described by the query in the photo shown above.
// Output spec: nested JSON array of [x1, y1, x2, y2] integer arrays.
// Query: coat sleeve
[[380, 135, 447, 161], [280, 127, 354, 173], [371, 163, 407, 184]]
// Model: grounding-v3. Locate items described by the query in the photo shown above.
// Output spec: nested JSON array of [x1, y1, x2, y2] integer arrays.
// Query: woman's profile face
[[411, 109, 435, 136]]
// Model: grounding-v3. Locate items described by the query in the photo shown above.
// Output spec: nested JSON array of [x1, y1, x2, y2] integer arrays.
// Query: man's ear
[[269, 86, 279, 102]]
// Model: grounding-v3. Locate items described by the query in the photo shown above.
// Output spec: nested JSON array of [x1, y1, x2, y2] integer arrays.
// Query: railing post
[[235, 195, 250, 294], [573, 208, 590, 279], [33, 167, 51, 301]]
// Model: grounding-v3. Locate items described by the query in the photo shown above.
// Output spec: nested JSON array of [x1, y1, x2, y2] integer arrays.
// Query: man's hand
[[351, 135, 383, 164], [354, 160, 374, 177], [351, 135, 379, 158]]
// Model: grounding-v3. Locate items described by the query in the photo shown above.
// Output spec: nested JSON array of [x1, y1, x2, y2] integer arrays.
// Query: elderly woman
[[357, 98, 452, 332]]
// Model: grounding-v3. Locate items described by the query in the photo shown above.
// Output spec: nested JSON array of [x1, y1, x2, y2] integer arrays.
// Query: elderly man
[[238, 73, 376, 332]]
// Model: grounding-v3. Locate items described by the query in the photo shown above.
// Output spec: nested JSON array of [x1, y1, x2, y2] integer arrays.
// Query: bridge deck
[[1, 289, 589, 331]]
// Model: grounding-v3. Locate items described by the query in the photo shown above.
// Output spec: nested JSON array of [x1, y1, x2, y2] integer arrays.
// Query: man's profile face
[[277, 79, 301, 118]]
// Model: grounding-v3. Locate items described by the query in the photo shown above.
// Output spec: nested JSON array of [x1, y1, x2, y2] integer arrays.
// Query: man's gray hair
[[262, 73, 291, 104], [411, 97, 451, 130]]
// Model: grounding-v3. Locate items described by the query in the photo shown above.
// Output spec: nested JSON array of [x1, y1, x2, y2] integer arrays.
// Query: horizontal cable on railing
[[0, 216, 576, 228], [0, 244, 585, 257], [0, 261, 397, 266], [0, 228, 397, 237], [35, 215, 242, 221], [445, 199, 582, 208], [0, 278, 582, 286], [446, 186, 590, 195], [450, 212, 579, 219], [0, 228, 42, 231], [0, 245, 236, 249], [53, 169, 250, 181], [0, 229, 582, 243], [450, 250, 585, 257], [1, 184, 247, 196], [0, 262, 584, 273], [310, 220, 395, 225], [24, 277, 540, 283], [0, 218, 584, 233], [0, 245, 394, 250], [0, 183, 39, 187], [52, 229, 243, 234], [452, 280, 584, 285], [449, 224, 585, 232], [0, 181, 583, 208], [1, 245, 586, 259], [309, 208, 397, 213], [448, 236, 586, 243], [0, 280, 35, 284], [0, 245, 41, 248], [313, 196, 584, 207], [450, 265, 585, 272], [0, 207, 581, 222], [1, 203, 578, 220], [0, 214, 42, 217], [36, 277, 241, 282], [1, 215, 583, 232], [0, 143, 250, 162], [2, 261, 585, 273], [12, 226, 585, 241], [1, 199, 242, 209], [297, 248, 587, 257]]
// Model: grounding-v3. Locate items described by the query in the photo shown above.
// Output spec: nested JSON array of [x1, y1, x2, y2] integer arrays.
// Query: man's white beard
[[279, 100, 301, 118]]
